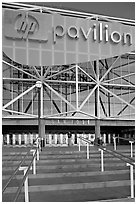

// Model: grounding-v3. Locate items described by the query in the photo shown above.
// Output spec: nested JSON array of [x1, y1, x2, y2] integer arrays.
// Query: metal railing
[[2, 136, 41, 202], [78, 135, 135, 198], [113, 136, 135, 157]]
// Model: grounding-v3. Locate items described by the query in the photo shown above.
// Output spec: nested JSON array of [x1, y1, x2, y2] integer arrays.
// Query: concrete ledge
[[98, 197, 135, 202]]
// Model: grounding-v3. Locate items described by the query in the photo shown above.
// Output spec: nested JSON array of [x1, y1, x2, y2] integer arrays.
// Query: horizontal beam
[[2, 2, 135, 25], [3, 78, 37, 82], [2, 117, 135, 127], [101, 82, 135, 88]]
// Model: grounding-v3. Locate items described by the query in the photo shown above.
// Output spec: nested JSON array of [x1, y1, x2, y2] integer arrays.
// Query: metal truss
[[2, 52, 135, 120]]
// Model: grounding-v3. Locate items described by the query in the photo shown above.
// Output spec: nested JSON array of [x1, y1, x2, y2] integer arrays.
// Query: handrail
[[2, 147, 31, 193], [2, 136, 41, 195], [13, 149, 38, 201], [78, 136, 135, 167], [115, 136, 135, 142]]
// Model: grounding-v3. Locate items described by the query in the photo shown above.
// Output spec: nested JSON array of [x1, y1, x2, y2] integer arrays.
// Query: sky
[[22, 1, 135, 20]]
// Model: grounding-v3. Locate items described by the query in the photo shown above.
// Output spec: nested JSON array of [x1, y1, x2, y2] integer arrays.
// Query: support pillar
[[36, 81, 43, 148], [40, 119, 45, 146], [18, 134, 21, 145], [6, 134, 10, 145], [13, 134, 16, 145], [49, 134, 52, 145], [24, 134, 27, 145], [108, 133, 111, 144], [94, 60, 100, 142], [103, 133, 106, 145], [60, 133, 63, 145], [55, 134, 57, 145]]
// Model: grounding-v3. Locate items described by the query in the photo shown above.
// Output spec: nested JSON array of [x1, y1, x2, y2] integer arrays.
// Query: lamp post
[[36, 81, 42, 150]]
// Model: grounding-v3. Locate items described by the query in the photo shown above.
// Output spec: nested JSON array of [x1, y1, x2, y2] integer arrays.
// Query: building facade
[[2, 2, 135, 146]]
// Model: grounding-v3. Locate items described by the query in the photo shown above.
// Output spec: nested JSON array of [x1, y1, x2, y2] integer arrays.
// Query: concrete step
[[4, 180, 132, 194], [2, 161, 127, 172], [2, 146, 135, 202], [3, 171, 131, 189], [2, 169, 130, 180], [3, 186, 133, 202], [2, 157, 128, 167], [3, 180, 134, 202]]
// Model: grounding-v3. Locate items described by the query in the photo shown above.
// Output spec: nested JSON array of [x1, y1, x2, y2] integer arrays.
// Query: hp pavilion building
[[2, 2, 135, 146]]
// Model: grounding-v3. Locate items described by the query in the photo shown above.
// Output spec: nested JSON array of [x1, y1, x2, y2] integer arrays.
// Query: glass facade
[[3, 52, 135, 120]]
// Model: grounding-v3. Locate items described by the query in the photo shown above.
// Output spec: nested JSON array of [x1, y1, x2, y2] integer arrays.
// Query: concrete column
[[103, 133, 106, 145], [60, 133, 63, 145], [108, 133, 111, 144], [38, 118, 45, 145], [12, 134, 15, 145], [27, 134, 30, 144], [66, 133, 68, 145], [54, 134, 57, 145], [95, 119, 100, 141], [24, 134, 27, 145], [94, 61, 100, 142], [18, 134, 21, 145], [49, 134, 52, 145], [6, 134, 10, 145]]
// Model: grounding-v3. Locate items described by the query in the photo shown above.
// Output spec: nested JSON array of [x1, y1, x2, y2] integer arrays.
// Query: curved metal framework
[[3, 52, 135, 120]]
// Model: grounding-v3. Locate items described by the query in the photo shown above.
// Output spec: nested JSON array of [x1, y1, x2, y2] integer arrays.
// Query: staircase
[[2, 145, 135, 202]]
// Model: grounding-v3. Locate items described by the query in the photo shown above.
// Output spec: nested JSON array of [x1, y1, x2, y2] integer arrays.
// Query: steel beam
[[76, 65, 79, 110], [94, 60, 101, 140], [100, 85, 135, 110], [3, 60, 39, 80], [103, 73, 135, 84], [78, 84, 98, 111], [100, 56, 120, 82], [43, 82, 76, 110], [3, 84, 36, 109]]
